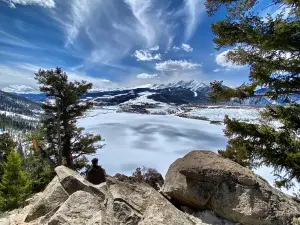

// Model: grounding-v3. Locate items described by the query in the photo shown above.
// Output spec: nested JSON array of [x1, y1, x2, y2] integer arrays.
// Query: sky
[[0, 0, 277, 91]]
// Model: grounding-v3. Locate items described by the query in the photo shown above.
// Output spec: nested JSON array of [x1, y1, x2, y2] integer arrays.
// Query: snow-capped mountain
[[1, 85, 40, 94], [14, 79, 300, 107], [152, 80, 209, 92], [89, 80, 208, 93]]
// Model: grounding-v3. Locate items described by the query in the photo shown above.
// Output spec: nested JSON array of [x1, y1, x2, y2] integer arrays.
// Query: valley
[[0, 80, 294, 194]]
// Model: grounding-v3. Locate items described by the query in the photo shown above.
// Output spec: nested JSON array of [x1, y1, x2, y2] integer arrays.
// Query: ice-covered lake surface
[[79, 108, 295, 195]]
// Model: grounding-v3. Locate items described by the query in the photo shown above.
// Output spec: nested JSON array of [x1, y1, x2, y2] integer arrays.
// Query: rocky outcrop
[[3, 150, 300, 225], [6, 164, 233, 225], [162, 150, 300, 225]]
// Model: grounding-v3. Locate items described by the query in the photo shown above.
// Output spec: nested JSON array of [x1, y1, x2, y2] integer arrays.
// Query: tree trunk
[[62, 116, 72, 168]]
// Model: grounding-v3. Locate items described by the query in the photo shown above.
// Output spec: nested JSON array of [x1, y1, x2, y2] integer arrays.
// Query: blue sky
[[0, 0, 275, 91]]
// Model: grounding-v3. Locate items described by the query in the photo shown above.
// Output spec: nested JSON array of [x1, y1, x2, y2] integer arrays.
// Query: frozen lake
[[79, 108, 294, 194], [79, 109, 226, 175]]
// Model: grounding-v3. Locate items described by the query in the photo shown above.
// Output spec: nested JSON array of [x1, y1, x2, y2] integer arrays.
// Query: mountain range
[[2, 80, 300, 107]]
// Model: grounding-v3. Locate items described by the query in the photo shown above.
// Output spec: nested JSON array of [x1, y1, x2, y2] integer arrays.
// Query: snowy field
[[185, 107, 262, 122], [0, 110, 39, 121], [79, 108, 297, 195]]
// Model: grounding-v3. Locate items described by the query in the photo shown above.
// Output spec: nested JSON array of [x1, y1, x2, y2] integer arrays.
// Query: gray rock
[[162, 150, 300, 225], [0, 217, 10, 225], [10, 158, 297, 225], [25, 176, 69, 222], [106, 176, 197, 225], [48, 191, 105, 225], [54, 166, 105, 199], [24, 192, 42, 206]]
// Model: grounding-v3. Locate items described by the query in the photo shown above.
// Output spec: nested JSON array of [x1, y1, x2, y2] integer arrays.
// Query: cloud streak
[[49, 0, 202, 65], [0, 63, 116, 90], [1, 0, 55, 8], [184, 0, 205, 41], [1, 0, 208, 87]]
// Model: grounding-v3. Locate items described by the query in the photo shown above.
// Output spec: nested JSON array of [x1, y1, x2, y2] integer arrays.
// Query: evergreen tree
[[206, 0, 300, 190], [25, 129, 55, 193], [0, 133, 17, 179], [35, 68, 103, 170], [0, 133, 16, 159], [0, 151, 32, 211]]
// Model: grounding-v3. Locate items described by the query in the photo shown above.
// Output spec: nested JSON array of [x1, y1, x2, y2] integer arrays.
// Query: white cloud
[[215, 50, 245, 70], [181, 43, 193, 52], [134, 49, 162, 61], [156, 60, 201, 71], [44, 0, 204, 67], [172, 43, 193, 52], [1, 0, 55, 8], [136, 73, 159, 79], [51, 0, 178, 66], [149, 45, 159, 51], [173, 46, 181, 52], [213, 69, 221, 73]]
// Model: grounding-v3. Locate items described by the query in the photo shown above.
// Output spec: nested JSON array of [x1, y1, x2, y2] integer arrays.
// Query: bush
[[132, 167, 164, 191]]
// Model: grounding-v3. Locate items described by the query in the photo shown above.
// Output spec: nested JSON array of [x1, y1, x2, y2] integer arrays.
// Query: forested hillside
[[0, 90, 41, 132], [0, 90, 41, 115]]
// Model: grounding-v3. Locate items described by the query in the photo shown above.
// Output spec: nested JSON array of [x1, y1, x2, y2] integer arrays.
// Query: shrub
[[132, 167, 164, 191]]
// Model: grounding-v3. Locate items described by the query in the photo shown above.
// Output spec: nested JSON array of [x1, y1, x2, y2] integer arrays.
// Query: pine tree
[[0, 151, 32, 211], [24, 129, 55, 193], [0, 133, 17, 179], [206, 0, 300, 190], [0, 133, 16, 159], [35, 68, 103, 170]]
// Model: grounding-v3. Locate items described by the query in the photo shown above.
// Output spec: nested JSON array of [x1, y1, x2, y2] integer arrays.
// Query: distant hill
[[0, 90, 41, 116], [0, 90, 41, 131]]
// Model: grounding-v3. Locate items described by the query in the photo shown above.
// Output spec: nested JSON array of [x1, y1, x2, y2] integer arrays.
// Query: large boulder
[[25, 176, 69, 222], [162, 150, 300, 225], [105, 176, 197, 225]]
